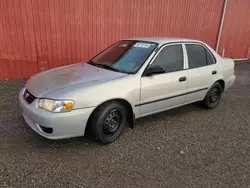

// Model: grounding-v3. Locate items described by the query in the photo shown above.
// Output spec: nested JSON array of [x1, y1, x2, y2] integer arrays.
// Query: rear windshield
[[90, 40, 158, 73]]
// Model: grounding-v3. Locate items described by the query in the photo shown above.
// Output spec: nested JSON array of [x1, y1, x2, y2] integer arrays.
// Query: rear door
[[184, 43, 217, 103], [139, 43, 188, 116]]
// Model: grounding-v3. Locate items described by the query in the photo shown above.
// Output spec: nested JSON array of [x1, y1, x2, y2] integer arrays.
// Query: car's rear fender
[[220, 58, 235, 90]]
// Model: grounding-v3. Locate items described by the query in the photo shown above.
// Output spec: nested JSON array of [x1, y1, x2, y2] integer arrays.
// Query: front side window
[[151, 44, 184, 73], [89, 40, 157, 73], [186, 44, 215, 68]]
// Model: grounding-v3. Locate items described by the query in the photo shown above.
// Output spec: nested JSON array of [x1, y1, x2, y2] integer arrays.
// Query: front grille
[[23, 89, 36, 104]]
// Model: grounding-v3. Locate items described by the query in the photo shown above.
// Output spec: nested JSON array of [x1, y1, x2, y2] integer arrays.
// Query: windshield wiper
[[96, 63, 128, 73], [100, 64, 120, 72], [86, 60, 97, 66], [87, 61, 112, 69], [87, 61, 129, 74]]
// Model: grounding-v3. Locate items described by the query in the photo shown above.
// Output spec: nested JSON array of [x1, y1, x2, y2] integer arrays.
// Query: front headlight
[[38, 99, 74, 113]]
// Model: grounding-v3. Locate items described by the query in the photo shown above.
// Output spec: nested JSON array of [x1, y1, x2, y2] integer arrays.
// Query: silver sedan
[[19, 37, 236, 144]]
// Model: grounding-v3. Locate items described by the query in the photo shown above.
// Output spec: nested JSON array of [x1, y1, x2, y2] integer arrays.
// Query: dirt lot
[[0, 62, 250, 188]]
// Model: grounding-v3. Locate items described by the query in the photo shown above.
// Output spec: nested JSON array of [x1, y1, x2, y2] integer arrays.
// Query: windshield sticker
[[134, 43, 152, 48]]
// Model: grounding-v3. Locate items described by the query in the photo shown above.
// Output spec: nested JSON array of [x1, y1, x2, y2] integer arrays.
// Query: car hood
[[26, 63, 127, 97]]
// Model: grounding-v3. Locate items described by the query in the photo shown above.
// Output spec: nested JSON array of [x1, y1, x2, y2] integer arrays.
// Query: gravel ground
[[0, 62, 250, 188]]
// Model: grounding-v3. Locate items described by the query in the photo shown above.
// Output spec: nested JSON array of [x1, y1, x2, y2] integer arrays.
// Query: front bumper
[[19, 88, 95, 139]]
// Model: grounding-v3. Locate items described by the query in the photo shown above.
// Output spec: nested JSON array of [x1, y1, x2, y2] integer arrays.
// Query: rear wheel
[[89, 101, 127, 144], [203, 82, 223, 109]]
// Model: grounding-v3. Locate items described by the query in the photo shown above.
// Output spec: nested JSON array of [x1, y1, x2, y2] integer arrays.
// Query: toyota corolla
[[19, 37, 235, 144]]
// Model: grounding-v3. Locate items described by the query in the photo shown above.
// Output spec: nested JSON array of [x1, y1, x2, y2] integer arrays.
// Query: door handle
[[212, 70, 217, 75], [179, 77, 187, 82]]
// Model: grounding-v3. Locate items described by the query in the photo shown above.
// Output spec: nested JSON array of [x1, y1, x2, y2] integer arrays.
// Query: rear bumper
[[19, 88, 95, 139]]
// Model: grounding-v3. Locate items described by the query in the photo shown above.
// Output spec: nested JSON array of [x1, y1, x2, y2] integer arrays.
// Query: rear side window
[[186, 44, 216, 68], [152, 44, 183, 73], [206, 50, 216, 65]]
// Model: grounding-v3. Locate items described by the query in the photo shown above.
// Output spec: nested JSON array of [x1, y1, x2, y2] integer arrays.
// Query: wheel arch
[[203, 79, 225, 100], [215, 79, 225, 92], [86, 98, 135, 132]]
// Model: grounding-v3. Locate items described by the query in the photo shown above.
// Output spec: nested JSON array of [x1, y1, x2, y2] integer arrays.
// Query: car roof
[[126, 37, 201, 45]]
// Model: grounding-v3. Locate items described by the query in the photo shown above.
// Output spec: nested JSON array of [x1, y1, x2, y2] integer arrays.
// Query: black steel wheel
[[89, 101, 127, 144], [209, 87, 220, 103], [103, 110, 122, 137], [203, 82, 223, 109]]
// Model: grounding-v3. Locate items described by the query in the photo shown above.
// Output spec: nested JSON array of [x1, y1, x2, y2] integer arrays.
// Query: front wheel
[[203, 82, 223, 109], [89, 101, 127, 144]]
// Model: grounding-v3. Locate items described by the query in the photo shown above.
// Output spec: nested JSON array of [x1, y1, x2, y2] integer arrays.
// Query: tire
[[89, 101, 127, 144], [203, 82, 223, 109]]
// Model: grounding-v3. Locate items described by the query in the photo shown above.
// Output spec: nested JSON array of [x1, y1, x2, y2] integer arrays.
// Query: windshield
[[88, 40, 158, 74]]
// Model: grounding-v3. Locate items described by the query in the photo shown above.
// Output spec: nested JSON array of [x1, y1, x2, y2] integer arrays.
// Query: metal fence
[[0, 0, 249, 79]]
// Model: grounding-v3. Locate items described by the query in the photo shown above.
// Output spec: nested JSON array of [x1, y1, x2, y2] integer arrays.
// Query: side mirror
[[143, 65, 165, 76]]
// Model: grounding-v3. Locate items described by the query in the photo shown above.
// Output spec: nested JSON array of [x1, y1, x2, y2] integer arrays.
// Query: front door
[[139, 44, 188, 116]]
